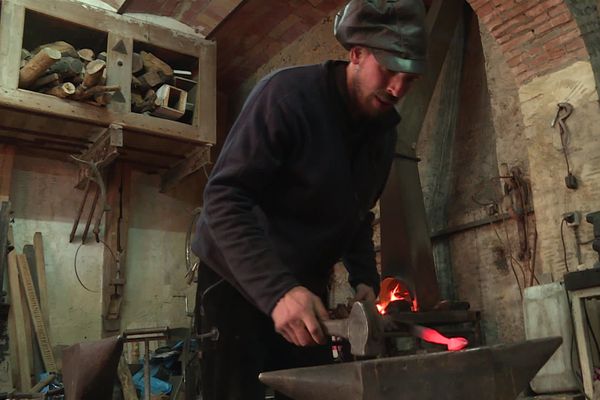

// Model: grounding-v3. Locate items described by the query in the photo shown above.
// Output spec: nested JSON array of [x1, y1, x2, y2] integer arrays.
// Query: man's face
[[349, 48, 420, 118]]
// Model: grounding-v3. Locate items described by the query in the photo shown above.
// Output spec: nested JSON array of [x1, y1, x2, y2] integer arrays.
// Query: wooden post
[[33, 233, 50, 339], [106, 33, 133, 113], [0, 145, 15, 202], [195, 40, 217, 143], [0, 1, 25, 89], [8, 251, 32, 391], [102, 163, 131, 337]]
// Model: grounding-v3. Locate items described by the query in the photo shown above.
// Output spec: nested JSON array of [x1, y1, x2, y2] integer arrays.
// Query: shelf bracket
[[160, 146, 211, 193]]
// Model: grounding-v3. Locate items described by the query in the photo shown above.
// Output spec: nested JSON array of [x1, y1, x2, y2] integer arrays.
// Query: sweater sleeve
[[201, 81, 301, 316], [341, 211, 381, 296]]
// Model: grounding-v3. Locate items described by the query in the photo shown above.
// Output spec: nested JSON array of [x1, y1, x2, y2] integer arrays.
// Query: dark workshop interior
[[0, 0, 599, 399]]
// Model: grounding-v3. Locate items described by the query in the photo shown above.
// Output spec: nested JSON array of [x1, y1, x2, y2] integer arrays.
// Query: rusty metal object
[[260, 337, 562, 400], [62, 335, 124, 400], [124, 327, 169, 400]]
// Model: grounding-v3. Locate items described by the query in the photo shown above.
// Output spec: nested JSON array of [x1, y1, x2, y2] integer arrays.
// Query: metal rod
[[144, 339, 151, 400]]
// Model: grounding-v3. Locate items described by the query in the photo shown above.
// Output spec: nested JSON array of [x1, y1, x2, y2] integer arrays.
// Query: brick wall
[[468, 0, 588, 84]]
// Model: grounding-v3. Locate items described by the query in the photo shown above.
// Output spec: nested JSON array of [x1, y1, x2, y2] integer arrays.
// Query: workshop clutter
[[19, 41, 119, 106], [130, 50, 194, 121]]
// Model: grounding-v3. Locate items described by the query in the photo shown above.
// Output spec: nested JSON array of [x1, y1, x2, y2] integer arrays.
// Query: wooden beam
[[11, 0, 209, 56], [0, 88, 211, 143], [0, 145, 15, 202], [33, 233, 50, 342], [0, 1, 25, 89], [160, 146, 210, 192], [106, 34, 132, 114], [195, 41, 217, 144], [102, 163, 131, 337]]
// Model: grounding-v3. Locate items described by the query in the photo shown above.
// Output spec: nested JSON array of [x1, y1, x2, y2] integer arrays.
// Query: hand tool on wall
[[260, 337, 562, 400], [70, 155, 111, 243], [551, 102, 577, 189]]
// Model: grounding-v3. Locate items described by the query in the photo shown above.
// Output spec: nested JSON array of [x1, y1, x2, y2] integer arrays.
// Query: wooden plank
[[0, 145, 15, 202], [106, 34, 132, 114], [0, 1, 25, 89], [102, 163, 131, 336], [7, 251, 31, 391], [118, 355, 138, 400], [33, 233, 50, 341], [0, 88, 212, 143], [195, 41, 217, 144], [22, 245, 44, 377], [16, 254, 57, 373], [160, 146, 210, 192], [13, 0, 209, 56]]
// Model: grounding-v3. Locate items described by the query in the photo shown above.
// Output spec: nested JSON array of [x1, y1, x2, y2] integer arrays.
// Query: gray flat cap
[[334, 0, 427, 74]]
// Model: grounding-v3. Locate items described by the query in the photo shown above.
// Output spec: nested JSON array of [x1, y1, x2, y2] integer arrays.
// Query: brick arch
[[465, 0, 590, 85]]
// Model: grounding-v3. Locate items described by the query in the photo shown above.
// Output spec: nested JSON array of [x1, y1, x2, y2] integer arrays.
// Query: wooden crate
[[0, 0, 216, 178]]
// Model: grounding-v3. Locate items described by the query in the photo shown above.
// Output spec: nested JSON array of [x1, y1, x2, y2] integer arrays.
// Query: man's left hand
[[353, 283, 376, 303]]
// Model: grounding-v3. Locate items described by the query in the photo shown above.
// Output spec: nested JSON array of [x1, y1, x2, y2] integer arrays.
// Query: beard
[[350, 74, 398, 119]]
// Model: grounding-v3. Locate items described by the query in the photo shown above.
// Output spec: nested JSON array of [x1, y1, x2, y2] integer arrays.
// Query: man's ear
[[349, 46, 365, 65]]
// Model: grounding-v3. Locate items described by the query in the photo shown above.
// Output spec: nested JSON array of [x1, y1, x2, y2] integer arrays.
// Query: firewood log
[[32, 73, 61, 90], [32, 41, 78, 58], [132, 52, 144, 75], [73, 59, 107, 98], [82, 59, 106, 88], [97, 52, 107, 62], [19, 47, 62, 89], [77, 49, 95, 63], [74, 84, 120, 100], [21, 49, 31, 62], [138, 71, 165, 90], [45, 82, 76, 98], [48, 57, 84, 79], [140, 51, 173, 78]]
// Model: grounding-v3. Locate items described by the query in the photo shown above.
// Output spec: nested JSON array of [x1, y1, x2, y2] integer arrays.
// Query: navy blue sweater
[[192, 61, 399, 316]]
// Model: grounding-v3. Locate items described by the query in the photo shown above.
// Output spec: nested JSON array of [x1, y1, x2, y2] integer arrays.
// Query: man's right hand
[[271, 286, 329, 346]]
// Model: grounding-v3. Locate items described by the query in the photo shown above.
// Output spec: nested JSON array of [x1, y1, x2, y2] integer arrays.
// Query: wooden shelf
[[0, 0, 216, 175]]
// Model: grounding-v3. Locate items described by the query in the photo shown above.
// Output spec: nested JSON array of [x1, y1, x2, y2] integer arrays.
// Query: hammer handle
[[322, 319, 349, 339]]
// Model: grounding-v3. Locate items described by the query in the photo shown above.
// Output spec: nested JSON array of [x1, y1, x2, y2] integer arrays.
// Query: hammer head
[[347, 301, 384, 357]]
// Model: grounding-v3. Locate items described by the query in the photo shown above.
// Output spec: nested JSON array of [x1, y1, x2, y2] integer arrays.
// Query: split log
[[33, 41, 78, 58], [140, 51, 173, 78], [77, 49, 95, 63], [82, 59, 106, 88], [19, 48, 62, 89], [45, 82, 76, 98], [31, 73, 60, 90], [97, 52, 107, 62], [47, 57, 84, 79], [132, 52, 144, 75], [138, 71, 165, 90]]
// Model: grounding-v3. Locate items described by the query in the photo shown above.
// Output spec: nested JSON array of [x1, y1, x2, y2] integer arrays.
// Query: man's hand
[[353, 283, 376, 303], [271, 286, 329, 346]]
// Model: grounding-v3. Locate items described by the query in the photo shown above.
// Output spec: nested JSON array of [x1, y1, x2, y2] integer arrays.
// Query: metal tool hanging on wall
[[69, 124, 123, 243], [551, 102, 577, 190]]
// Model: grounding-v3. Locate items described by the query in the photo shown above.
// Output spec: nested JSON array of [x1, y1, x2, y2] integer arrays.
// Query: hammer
[[322, 302, 468, 356]]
